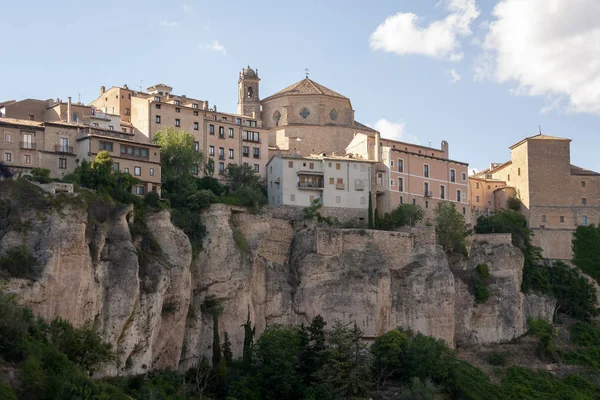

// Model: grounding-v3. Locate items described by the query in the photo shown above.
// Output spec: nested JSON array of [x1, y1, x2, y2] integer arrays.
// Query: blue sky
[[1, 0, 599, 172]]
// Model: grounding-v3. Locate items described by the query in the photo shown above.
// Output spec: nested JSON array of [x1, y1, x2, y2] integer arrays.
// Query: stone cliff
[[0, 185, 555, 376]]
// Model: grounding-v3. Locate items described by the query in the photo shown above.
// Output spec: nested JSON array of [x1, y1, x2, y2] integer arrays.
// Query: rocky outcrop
[[0, 184, 556, 376]]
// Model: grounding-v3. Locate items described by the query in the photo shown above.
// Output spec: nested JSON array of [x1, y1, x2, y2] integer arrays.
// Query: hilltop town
[[1, 66, 597, 261]]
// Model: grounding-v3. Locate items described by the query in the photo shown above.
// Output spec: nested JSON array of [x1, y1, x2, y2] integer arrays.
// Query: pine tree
[[222, 332, 233, 363], [242, 310, 255, 370]]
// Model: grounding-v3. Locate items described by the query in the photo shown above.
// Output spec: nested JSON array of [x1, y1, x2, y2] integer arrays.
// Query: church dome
[[242, 66, 257, 78]]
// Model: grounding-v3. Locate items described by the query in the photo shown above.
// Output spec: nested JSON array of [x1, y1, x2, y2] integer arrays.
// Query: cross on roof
[[305, 68, 309, 78]]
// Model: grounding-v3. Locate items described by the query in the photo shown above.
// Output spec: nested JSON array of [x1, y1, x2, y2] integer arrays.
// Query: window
[[176, 108, 181, 114], [254, 164, 259, 172], [218, 147, 225, 159], [329, 177, 334, 184], [93, 123, 99, 127], [398, 159, 404, 172], [154, 96, 160, 102], [288, 161, 293, 168], [440, 185, 446, 199], [336, 196, 341, 204], [193, 103, 199, 109], [156, 104, 161, 109], [518, 167, 521, 176], [476, 195, 480, 203], [390, 179, 394, 187], [28, 114, 34, 121], [253, 148, 260, 158], [119, 144, 149, 158], [59, 137, 69, 152], [194, 141, 200, 152], [113, 162, 119, 171], [219, 162, 225, 173], [190, 121, 197, 131], [412, 199, 416, 206], [22, 133, 33, 149], [391, 160, 394, 167], [124, 167, 129, 173], [243, 162, 249, 167], [328, 162, 332, 168], [542, 215, 546, 223], [243, 146, 249, 157], [450, 169, 456, 183], [581, 181, 586, 188], [336, 163, 341, 170], [309, 162, 314, 170], [4, 133, 12, 142], [99, 141, 113, 152], [24, 154, 31, 164], [400, 197, 403, 204], [192, 165, 199, 175], [476, 182, 480, 189], [237, 118, 242, 125], [337, 178, 344, 184], [242, 130, 260, 142], [4, 152, 11, 162], [175, 100, 180, 106], [72, 112, 79, 122], [175, 119, 181, 127], [508, 174, 510, 181], [248, 120, 257, 127], [583, 216, 589, 226], [399, 177, 404, 192], [229, 128, 234, 138], [59, 158, 67, 169], [150, 168, 154, 176], [456, 190, 462, 202], [560, 216, 565, 224], [121, 128, 127, 133], [462, 172, 466, 181], [424, 164, 429, 178], [193, 111, 199, 116], [209, 125, 215, 135], [291, 194, 295, 202], [582, 198, 587, 205], [229, 149, 234, 159], [125, 108, 131, 116], [156, 115, 161, 124], [219, 126, 225, 138], [136, 186, 145, 195], [424, 182, 430, 196]]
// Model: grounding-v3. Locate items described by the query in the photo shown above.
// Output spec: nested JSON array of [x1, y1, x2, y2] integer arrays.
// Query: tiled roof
[[0, 117, 44, 128], [354, 121, 378, 133], [570, 164, 600, 176], [262, 78, 349, 102], [510, 133, 571, 149]]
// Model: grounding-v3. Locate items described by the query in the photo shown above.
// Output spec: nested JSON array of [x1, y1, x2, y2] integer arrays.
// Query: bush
[[0, 382, 17, 400], [446, 360, 502, 400], [474, 279, 490, 304], [376, 204, 425, 231], [572, 224, 600, 285], [434, 201, 471, 254], [233, 228, 249, 252], [31, 168, 52, 184], [506, 196, 522, 211], [528, 319, 558, 361], [476, 264, 490, 279], [0, 245, 40, 279], [487, 352, 508, 366], [570, 321, 600, 346]]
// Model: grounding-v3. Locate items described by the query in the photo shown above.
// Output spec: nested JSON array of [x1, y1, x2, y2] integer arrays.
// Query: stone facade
[[470, 134, 600, 260]]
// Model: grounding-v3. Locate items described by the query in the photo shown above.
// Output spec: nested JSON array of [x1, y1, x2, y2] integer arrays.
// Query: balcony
[[218, 155, 225, 160], [243, 152, 250, 157], [119, 152, 149, 161], [298, 181, 324, 190], [242, 137, 261, 143], [20, 142, 36, 150], [55, 145, 74, 154], [253, 154, 260, 159], [335, 183, 345, 190]]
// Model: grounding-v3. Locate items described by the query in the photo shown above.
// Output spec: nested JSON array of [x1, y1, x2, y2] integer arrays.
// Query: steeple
[[237, 65, 261, 118]]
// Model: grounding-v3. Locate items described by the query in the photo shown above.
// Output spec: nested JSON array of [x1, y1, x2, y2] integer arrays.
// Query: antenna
[[139, 80, 143, 92], [78, 93, 81, 103], [538, 125, 542, 134], [305, 68, 309, 78]]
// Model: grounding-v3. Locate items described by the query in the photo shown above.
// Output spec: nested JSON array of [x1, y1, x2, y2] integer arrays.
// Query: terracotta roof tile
[[570, 164, 600, 176], [0, 117, 44, 128], [262, 78, 348, 102]]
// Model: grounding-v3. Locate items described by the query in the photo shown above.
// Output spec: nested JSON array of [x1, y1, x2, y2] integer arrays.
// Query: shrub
[[0, 245, 40, 279], [528, 319, 558, 361], [446, 360, 502, 400], [0, 381, 17, 400], [476, 264, 490, 279], [233, 228, 249, 252], [506, 195, 522, 211], [487, 352, 508, 366], [434, 201, 471, 254], [572, 224, 600, 285], [474, 279, 490, 304], [30, 168, 52, 183], [376, 204, 425, 231], [570, 321, 600, 346]]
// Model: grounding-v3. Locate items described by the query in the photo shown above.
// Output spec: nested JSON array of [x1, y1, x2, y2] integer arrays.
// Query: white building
[[266, 154, 374, 222]]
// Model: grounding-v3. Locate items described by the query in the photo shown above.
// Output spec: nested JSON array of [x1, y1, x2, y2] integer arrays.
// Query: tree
[[506, 195, 522, 211], [434, 201, 470, 253], [242, 310, 256, 370], [298, 315, 327, 387], [0, 245, 40, 279], [528, 319, 558, 361], [0, 162, 13, 179], [222, 332, 233, 363], [371, 330, 409, 390], [152, 126, 203, 182], [376, 204, 425, 231], [202, 296, 223, 367], [254, 325, 303, 400], [224, 164, 267, 212], [572, 224, 600, 284]]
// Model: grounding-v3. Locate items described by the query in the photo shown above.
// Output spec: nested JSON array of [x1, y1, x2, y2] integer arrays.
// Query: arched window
[[247, 87, 253, 98]]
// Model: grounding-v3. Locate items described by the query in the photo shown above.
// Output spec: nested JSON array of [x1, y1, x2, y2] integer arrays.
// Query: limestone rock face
[[1, 191, 544, 376]]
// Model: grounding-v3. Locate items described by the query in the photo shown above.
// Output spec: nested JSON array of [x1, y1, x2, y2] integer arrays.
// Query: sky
[[1, 0, 599, 172]]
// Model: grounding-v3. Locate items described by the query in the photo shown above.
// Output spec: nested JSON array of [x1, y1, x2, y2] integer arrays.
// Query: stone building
[[92, 81, 269, 181], [345, 133, 469, 223], [267, 153, 374, 223], [469, 133, 600, 260], [246, 72, 378, 157]]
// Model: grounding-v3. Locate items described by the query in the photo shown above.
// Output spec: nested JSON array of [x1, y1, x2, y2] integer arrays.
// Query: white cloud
[[183, 4, 192, 12], [478, 0, 600, 114], [200, 41, 227, 55], [371, 119, 421, 144], [449, 69, 462, 83], [369, 0, 480, 61], [159, 19, 179, 27]]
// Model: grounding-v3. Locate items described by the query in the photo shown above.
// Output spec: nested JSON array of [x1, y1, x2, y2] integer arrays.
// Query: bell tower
[[237, 65, 261, 118]]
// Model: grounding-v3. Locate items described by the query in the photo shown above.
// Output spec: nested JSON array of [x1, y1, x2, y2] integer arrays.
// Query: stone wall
[[266, 204, 368, 225]]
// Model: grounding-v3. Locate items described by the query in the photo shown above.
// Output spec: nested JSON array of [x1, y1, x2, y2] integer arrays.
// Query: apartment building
[[345, 133, 469, 222], [469, 133, 600, 260], [91, 82, 269, 181], [267, 154, 374, 222]]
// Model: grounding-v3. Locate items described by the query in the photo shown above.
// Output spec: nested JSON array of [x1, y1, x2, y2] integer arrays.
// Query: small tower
[[237, 66, 260, 117]]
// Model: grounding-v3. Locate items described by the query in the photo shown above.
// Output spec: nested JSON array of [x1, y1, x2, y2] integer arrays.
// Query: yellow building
[[469, 133, 600, 260]]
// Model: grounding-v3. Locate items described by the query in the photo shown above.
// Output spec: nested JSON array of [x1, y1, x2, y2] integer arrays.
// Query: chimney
[[67, 97, 72, 123], [203, 101, 208, 110], [214, 105, 217, 112], [100, 86, 106, 94]]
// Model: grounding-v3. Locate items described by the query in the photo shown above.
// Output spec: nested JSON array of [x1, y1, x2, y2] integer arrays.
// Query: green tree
[[376, 204, 425, 231], [434, 201, 470, 253], [242, 310, 256, 370], [152, 126, 203, 181], [0, 245, 40, 279], [202, 296, 223, 367], [0, 161, 13, 179], [298, 315, 327, 387], [572, 224, 600, 284], [371, 329, 409, 388], [254, 325, 303, 400], [223, 332, 233, 363], [528, 319, 559, 361]]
